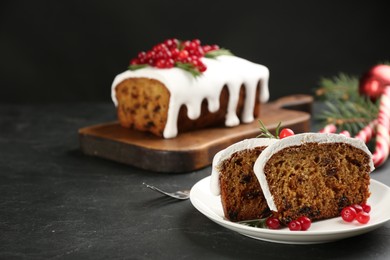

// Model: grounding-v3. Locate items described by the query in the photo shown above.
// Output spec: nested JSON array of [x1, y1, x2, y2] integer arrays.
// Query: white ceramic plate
[[190, 176, 390, 244]]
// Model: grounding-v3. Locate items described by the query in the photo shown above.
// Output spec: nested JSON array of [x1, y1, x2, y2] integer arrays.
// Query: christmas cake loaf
[[210, 138, 278, 222], [254, 133, 374, 224], [111, 39, 270, 138]]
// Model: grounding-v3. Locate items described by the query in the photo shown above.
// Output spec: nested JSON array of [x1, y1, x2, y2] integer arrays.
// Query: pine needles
[[315, 73, 379, 136]]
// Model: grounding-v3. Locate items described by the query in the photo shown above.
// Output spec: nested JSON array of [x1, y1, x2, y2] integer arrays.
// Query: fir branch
[[315, 99, 379, 136], [314, 72, 380, 136], [315, 73, 359, 101]]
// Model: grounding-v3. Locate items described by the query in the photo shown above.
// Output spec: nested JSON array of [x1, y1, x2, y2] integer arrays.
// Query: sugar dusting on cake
[[253, 133, 375, 212], [210, 138, 278, 196], [112, 55, 269, 138]]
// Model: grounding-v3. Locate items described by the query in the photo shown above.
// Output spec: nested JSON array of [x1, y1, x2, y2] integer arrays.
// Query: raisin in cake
[[210, 138, 278, 222], [254, 133, 374, 224], [111, 40, 269, 139]]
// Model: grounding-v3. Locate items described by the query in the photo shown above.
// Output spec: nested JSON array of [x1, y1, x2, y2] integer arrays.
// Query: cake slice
[[211, 138, 278, 222], [254, 133, 374, 224]]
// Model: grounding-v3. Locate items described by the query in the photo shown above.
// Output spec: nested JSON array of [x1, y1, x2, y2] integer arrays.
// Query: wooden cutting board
[[79, 94, 313, 173]]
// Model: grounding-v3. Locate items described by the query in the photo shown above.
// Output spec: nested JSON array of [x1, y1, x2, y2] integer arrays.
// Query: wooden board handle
[[270, 94, 313, 114]]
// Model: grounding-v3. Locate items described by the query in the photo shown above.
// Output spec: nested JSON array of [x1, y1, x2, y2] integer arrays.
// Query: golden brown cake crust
[[219, 146, 270, 222], [263, 142, 371, 223], [115, 78, 261, 137]]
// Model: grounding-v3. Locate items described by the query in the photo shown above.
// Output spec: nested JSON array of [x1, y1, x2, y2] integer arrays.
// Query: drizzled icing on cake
[[111, 55, 270, 138], [253, 133, 375, 212], [210, 138, 279, 196]]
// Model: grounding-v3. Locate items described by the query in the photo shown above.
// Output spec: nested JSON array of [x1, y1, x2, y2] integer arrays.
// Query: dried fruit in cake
[[254, 133, 374, 224], [210, 138, 278, 222]]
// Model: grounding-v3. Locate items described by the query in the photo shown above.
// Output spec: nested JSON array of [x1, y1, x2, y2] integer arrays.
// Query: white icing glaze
[[253, 133, 375, 212], [111, 55, 270, 138], [210, 138, 279, 196]]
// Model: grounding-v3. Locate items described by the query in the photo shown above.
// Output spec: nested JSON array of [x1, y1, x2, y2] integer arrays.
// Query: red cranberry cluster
[[341, 203, 371, 224], [265, 203, 371, 231], [129, 38, 221, 74], [266, 216, 312, 231]]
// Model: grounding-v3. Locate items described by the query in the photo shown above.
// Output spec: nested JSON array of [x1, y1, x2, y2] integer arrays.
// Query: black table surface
[[1, 102, 390, 260]]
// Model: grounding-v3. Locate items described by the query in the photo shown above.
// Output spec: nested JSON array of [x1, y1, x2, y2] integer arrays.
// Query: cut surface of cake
[[254, 133, 374, 224], [111, 40, 269, 139], [210, 138, 278, 222]]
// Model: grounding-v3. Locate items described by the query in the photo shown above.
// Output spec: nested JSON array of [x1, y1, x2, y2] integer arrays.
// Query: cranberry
[[130, 58, 139, 65], [196, 46, 205, 56], [191, 38, 201, 46], [155, 59, 167, 68], [210, 44, 219, 51], [146, 50, 155, 59], [164, 38, 178, 48], [190, 55, 200, 61], [165, 58, 175, 68], [202, 44, 220, 53], [179, 56, 192, 64], [152, 43, 166, 53], [356, 211, 370, 224], [137, 51, 147, 63], [197, 61, 207, 72], [288, 220, 302, 231], [279, 128, 295, 139], [178, 50, 189, 60], [192, 59, 200, 67], [189, 41, 198, 50], [202, 45, 212, 53], [341, 206, 357, 222], [297, 216, 311, 231], [361, 203, 371, 213], [183, 40, 191, 49], [352, 204, 363, 213], [266, 217, 281, 229], [147, 58, 156, 66], [155, 51, 164, 60]]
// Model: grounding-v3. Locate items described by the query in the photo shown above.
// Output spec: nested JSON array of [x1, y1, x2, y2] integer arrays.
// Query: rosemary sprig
[[238, 218, 267, 228], [128, 64, 148, 71], [257, 120, 281, 139], [174, 62, 202, 77], [204, 48, 233, 59], [127, 62, 202, 77]]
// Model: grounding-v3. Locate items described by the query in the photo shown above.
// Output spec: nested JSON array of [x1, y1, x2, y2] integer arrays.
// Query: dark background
[[1, 0, 389, 103]]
